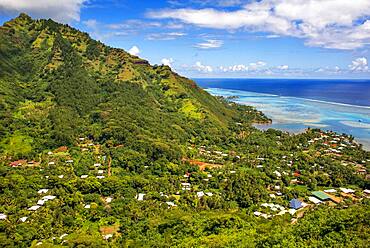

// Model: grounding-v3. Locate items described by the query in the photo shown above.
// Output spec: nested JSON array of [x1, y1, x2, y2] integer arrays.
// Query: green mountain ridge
[[0, 13, 269, 159]]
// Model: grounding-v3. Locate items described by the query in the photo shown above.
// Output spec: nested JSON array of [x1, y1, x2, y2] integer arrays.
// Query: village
[[0, 128, 369, 246]]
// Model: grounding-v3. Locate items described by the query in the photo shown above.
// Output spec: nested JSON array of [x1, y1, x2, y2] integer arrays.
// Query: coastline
[[207, 87, 370, 110], [206, 87, 370, 151]]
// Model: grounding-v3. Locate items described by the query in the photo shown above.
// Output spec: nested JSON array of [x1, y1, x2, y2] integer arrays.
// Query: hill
[[0, 13, 270, 160], [0, 14, 369, 247]]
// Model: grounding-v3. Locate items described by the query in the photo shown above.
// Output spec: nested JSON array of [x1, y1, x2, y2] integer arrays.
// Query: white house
[[197, 191, 205, 198], [28, 206, 41, 211], [166, 201, 177, 207], [136, 193, 145, 201], [19, 217, 28, 222], [43, 195, 56, 201], [38, 189, 49, 194]]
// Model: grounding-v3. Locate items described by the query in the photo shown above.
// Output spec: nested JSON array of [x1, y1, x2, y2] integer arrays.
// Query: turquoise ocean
[[195, 79, 370, 150]]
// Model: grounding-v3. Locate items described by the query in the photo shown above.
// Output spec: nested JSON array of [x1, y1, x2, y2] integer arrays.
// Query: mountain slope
[[0, 13, 269, 159]]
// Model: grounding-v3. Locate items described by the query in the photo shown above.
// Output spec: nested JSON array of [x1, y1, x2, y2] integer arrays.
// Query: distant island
[[0, 14, 369, 247]]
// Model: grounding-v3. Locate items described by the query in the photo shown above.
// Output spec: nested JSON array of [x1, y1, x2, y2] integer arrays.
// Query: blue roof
[[290, 199, 303, 209]]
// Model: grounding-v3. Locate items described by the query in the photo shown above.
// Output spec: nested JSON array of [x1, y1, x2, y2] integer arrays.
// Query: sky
[[0, 0, 370, 79]]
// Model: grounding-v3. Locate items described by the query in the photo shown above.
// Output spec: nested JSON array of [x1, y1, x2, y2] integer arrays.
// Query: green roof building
[[312, 191, 331, 201]]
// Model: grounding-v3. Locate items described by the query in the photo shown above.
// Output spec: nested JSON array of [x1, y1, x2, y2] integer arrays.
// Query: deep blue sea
[[195, 78, 370, 107], [194, 78, 370, 150]]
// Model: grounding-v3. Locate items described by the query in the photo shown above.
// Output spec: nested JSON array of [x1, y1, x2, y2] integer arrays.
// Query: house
[[84, 204, 91, 209], [308, 196, 322, 204], [166, 201, 177, 207], [94, 163, 101, 167], [19, 217, 28, 222], [98, 170, 104, 174], [340, 188, 355, 194], [103, 234, 113, 240], [181, 182, 191, 190], [205, 192, 213, 196], [311, 191, 331, 201], [288, 209, 297, 215], [37, 200, 45, 206], [42, 195, 56, 200], [60, 234, 68, 239], [277, 210, 288, 216], [136, 193, 145, 201], [9, 160, 27, 167], [254, 211, 262, 216], [38, 189, 49, 194], [55, 146, 68, 153], [0, 214, 7, 220], [273, 171, 282, 177], [197, 191, 205, 198], [28, 206, 41, 211], [106, 197, 112, 203], [96, 176, 105, 179], [290, 199, 303, 209], [80, 175, 88, 179], [324, 189, 337, 193], [325, 193, 342, 204], [58, 175, 64, 179]]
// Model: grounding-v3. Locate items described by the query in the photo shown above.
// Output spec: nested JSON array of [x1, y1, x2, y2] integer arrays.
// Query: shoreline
[[205, 87, 370, 151], [207, 87, 370, 109]]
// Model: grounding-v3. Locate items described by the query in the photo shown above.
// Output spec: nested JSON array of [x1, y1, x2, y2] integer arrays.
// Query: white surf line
[[206, 88, 370, 110]]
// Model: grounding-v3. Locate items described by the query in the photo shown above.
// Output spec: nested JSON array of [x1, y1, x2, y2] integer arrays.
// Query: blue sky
[[0, 0, 370, 78]]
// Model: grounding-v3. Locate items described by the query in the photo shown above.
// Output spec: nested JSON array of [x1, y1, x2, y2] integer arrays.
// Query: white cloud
[[83, 19, 98, 29], [128, 46, 140, 56], [219, 61, 267, 72], [0, 0, 86, 23], [148, 0, 370, 50], [106, 20, 162, 30], [165, 22, 185, 29], [147, 32, 186, 40], [349, 57, 368, 72], [277, 65, 289, 70], [161, 58, 174, 67], [194, 61, 213, 73], [194, 39, 224, 49], [168, 0, 242, 8]]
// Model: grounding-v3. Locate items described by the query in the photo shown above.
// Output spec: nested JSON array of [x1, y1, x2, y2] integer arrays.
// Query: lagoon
[[204, 87, 370, 150]]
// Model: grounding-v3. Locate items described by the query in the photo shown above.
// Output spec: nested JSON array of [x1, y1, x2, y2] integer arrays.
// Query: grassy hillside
[[0, 13, 269, 160]]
